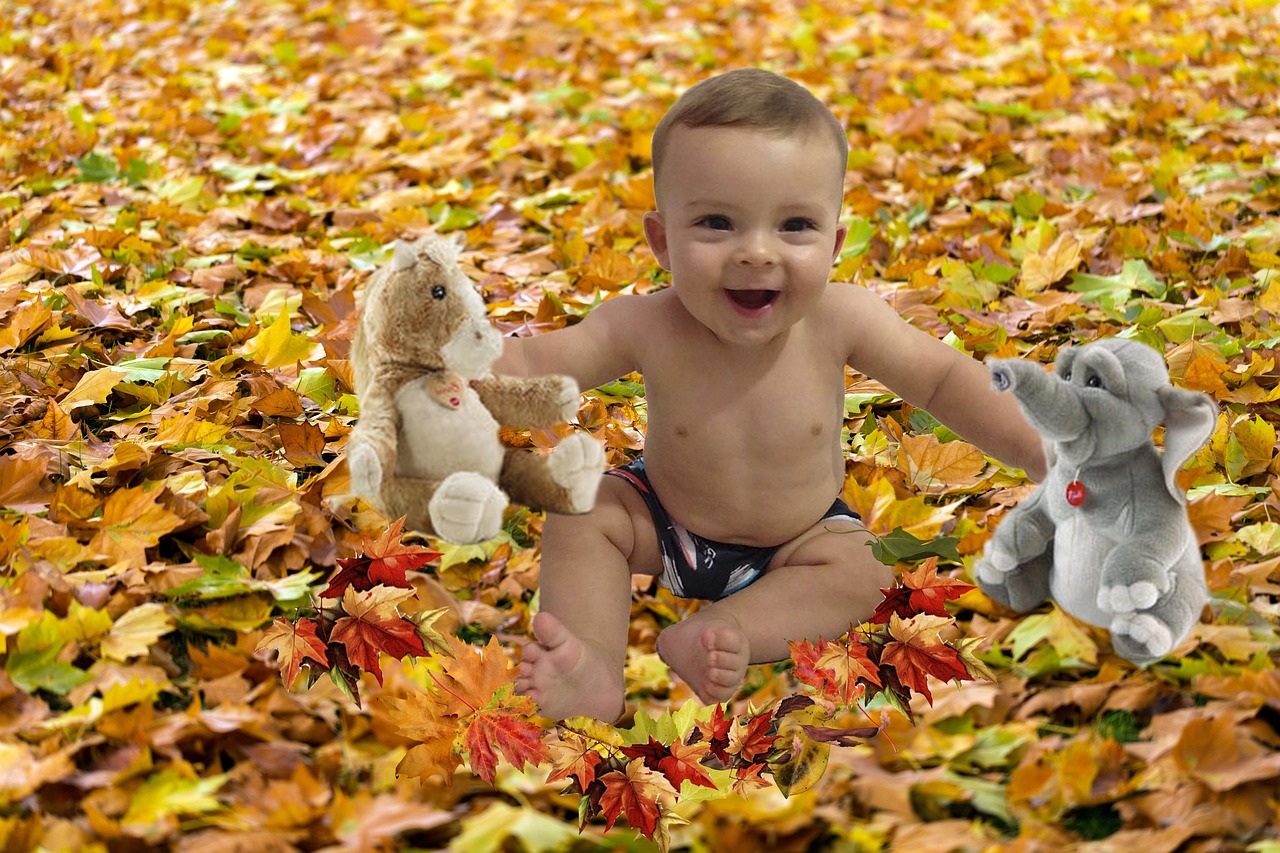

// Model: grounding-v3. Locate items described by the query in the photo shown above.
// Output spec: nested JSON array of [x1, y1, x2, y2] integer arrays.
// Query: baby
[[503, 68, 1045, 721]]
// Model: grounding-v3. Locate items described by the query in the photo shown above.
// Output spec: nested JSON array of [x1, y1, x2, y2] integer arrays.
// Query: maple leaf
[[431, 636, 550, 784], [726, 710, 780, 764], [257, 617, 329, 687], [790, 633, 880, 706], [322, 517, 441, 597], [620, 736, 715, 790], [382, 691, 461, 785], [694, 703, 735, 764], [329, 586, 428, 684], [880, 613, 971, 704], [598, 759, 677, 836], [871, 557, 974, 623], [460, 705, 550, 784], [545, 732, 606, 789]]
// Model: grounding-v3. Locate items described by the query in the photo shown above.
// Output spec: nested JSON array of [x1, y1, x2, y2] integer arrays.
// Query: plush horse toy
[[974, 338, 1217, 664], [346, 233, 605, 544]]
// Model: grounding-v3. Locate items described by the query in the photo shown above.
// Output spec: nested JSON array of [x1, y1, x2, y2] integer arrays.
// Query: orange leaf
[[598, 759, 677, 836], [257, 617, 329, 687], [87, 485, 185, 569], [323, 517, 441, 597], [460, 705, 550, 784], [880, 613, 970, 704], [545, 732, 606, 789], [896, 432, 987, 494], [330, 586, 428, 683], [279, 421, 327, 468]]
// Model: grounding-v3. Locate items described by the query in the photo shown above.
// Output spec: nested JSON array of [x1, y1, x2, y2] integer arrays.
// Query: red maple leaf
[[322, 516, 441, 597], [431, 636, 551, 784], [870, 557, 973, 623], [695, 703, 735, 764], [880, 612, 971, 704], [546, 733, 606, 790], [790, 633, 881, 706], [463, 707, 550, 784], [257, 616, 328, 687], [598, 759, 677, 836], [329, 586, 428, 683], [620, 737, 715, 791], [727, 709, 780, 764]]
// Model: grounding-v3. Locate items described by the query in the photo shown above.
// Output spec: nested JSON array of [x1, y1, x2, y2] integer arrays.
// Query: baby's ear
[[642, 212, 672, 271]]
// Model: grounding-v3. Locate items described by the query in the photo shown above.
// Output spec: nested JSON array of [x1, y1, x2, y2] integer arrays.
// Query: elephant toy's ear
[[1158, 386, 1217, 502]]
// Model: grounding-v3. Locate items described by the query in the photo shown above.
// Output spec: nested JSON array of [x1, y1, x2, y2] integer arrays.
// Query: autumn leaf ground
[[3, 0, 1280, 850]]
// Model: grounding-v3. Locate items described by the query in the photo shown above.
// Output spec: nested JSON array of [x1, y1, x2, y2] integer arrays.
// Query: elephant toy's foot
[[1097, 580, 1161, 614], [1111, 613, 1174, 665], [429, 471, 507, 544], [548, 432, 606, 513], [346, 440, 383, 501], [973, 550, 1053, 614]]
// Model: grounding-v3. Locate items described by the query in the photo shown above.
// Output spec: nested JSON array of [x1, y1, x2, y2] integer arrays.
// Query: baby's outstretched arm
[[839, 286, 1047, 481], [491, 294, 639, 393]]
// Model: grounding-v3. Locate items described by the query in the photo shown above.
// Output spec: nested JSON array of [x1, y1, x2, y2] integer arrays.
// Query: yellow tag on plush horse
[[346, 234, 605, 544], [974, 338, 1216, 665]]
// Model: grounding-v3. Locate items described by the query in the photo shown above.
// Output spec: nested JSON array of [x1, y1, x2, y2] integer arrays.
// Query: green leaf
[[121, 769, 227, 832], [1013, 190, 1045, 219], [868, 527, 960, 565], [6, 647, 91, 695], [76, 152, 120, 184], [842, 216, 878, 258]]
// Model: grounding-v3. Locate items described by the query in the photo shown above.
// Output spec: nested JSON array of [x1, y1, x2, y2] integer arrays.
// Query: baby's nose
[[735, 233, 778, 265]]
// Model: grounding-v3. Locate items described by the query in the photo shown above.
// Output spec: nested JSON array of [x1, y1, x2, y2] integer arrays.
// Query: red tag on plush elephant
[[1065, 479, 1086, 506]]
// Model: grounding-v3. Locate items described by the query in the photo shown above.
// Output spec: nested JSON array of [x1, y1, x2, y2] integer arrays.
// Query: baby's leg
[[514, 477, 660, 721], [658, 519, 892, 699]]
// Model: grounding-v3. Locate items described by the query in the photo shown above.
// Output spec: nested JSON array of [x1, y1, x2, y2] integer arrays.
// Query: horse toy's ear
[[1157, 387, 1217, 502]]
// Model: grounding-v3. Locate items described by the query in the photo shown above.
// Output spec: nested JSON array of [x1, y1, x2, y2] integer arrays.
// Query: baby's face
[[644, 125, 847, 348]]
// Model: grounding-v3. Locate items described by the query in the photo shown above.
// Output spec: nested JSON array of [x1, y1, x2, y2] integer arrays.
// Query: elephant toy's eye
[[431, 285, 446, 300], [1086, 374, 1103, 389]]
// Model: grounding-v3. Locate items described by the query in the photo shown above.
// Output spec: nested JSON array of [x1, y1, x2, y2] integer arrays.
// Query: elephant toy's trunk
[[989, 359, 1089, 441]]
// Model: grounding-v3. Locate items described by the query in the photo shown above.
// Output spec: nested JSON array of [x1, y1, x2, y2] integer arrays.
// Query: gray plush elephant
[[974, 338, 1217, 665]]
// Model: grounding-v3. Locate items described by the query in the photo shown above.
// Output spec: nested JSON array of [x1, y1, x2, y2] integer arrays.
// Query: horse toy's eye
[[431, 285, 446, 300], [1086, 374, 1103, 388]]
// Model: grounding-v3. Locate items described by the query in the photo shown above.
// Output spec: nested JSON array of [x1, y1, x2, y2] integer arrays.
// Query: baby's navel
[[675, 425, 689, 438], [811, 423, 823, 437]]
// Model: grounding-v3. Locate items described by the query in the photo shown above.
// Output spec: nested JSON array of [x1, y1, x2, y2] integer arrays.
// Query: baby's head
[[650, 68, 848, 208]]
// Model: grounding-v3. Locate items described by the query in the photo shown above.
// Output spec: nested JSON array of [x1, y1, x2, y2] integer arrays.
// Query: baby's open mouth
[[726, 289, 779, 309]]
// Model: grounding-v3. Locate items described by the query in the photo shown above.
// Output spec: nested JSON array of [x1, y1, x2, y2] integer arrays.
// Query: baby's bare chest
[[643, 347, 845, 451]]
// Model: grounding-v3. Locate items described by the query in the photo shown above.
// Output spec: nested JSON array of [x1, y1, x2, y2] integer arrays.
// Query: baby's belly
[[640, 445, 846, 547]]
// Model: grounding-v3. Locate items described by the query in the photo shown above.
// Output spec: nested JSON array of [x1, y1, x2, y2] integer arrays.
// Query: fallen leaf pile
[[2, 0, 1280, 850]]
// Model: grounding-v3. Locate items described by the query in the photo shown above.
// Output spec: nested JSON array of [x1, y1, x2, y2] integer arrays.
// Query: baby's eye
[[696, 215, 732, 230], [781, 217, 817, 232]]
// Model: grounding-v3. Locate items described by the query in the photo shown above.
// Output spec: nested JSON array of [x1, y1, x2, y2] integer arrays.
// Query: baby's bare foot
[[656, 616, 749, 705], [514, 612, 624, 722]]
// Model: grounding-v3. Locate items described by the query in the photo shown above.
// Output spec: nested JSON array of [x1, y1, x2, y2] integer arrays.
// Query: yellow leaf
[[60, 368, 125, 412], [101, 603, 174, 661], [896, 433, 988, 494], [1018, 234, 1082, 294], [0, 300, 52, 353], [244, 310, 321, 369], [842, 473, 963, 538]]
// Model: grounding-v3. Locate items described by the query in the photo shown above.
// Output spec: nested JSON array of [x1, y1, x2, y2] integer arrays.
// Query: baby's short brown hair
[[651, 68, 848, 193]]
